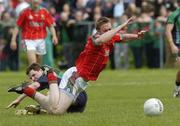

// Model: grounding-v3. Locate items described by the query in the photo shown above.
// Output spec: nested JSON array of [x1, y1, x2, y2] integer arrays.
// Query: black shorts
[[67, 91, 88, 113]]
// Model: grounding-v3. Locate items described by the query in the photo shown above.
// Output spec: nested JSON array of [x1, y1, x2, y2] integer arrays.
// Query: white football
[[143, 98, 164, 116]]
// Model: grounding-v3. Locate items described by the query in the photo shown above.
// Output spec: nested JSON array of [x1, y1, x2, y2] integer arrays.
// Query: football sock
[[23, 87, 36, 97], [47, 72, 57, 84], [176, 82, 180, 86]]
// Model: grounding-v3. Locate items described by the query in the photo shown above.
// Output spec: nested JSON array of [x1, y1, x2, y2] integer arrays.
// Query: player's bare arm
[[7, 82, 41, 109], [122, 30, 147, 41], [10, 26, 19, 50], [166, 23, 179, 54], [6, 94, 27, 109], [95, 17, 134, 45], [49, 26, 58, 45]]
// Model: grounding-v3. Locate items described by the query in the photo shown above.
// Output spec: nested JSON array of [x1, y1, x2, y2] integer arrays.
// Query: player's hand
[[6, 99, 20, 109], [10, 40, 17, 50], [171, 45, 179, 54], [41, 65, 52, 75], [121, 16, 135, 29], [137, 30, 147, 38], [125, 16, 135, 25], [52, 35, 58, 45]]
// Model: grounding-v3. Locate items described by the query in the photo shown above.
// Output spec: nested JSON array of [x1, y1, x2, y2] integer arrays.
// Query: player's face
[[99, 22, 112, 34], [28, 69, 43, 81], [31, 0, 40, 8]]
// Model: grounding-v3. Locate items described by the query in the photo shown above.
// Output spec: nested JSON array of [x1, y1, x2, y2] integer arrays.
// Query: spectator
[[153, 5, 168, 68], [70, 10, 88, 65], [113, 0, 124, 19], [0, 10, 18, 71], [113, 14, 129, 69], [57, 12, 74, 68], [137, 2, 156, 68], [0, 0, 5, 18]]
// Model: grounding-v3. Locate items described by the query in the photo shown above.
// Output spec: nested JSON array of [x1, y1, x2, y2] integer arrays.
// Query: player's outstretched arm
[[95, 17, 134, 45], [6, 81, 41, 109], [6, 94, 27, 109], [122, 30, 147, 41]]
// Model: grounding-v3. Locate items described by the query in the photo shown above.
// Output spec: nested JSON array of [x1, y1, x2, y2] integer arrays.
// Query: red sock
[[23, 87, 36, 97], [47, 72, 57, 84]]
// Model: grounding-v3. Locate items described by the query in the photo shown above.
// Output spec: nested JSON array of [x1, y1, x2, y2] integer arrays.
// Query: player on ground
[[166, 0, 180, 97], [10, 0, 58, 65], [7, 63, 87, 114], [8, 16, 146, 115]]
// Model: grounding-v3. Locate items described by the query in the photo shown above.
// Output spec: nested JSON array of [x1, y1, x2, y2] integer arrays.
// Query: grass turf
[[1, 69, 180, 126]]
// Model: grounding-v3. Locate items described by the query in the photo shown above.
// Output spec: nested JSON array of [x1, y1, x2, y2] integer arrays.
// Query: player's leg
[[36, 39, 46, 64], [176, 70, 180, 84], [8, 71, 74, 115], [34, 85, 73, 114], [24, 40, 38, 64], [173, 70, 180, 97], [24, 91, 86, 114], [50, 90, 74, 114], [46, 69, 74, 114], [30, 70, 72, 114], [36, 54, 42, 64], [173, 50, 180, 97], [33, 92, 51, 112], [9, 81, 70, 114], [51, 67, 88, 114], [8, 81, 55, 112], [27, 51, 37, 64]]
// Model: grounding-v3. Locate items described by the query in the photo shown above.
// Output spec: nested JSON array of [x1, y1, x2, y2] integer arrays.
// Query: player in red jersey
[[10, 0, 58, 65], [75, 17, 146, 81], [8, 17, 146, 115]]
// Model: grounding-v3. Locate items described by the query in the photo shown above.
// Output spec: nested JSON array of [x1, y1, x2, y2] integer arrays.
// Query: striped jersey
[[167, 8, 180, 45]]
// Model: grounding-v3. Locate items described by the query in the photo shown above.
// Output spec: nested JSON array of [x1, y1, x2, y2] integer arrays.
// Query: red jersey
[[76, 33, 122, 81], [17, 7, 54, 40]]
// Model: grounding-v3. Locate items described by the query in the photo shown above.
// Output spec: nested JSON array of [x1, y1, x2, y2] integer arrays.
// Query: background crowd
[[0, 0, 179, 71]]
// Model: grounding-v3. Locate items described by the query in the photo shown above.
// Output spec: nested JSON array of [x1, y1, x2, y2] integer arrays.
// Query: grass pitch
[[1, 69, 180, 126]]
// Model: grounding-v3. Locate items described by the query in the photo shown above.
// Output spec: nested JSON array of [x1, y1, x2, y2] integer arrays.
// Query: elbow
[[94, 38, 102, 45]]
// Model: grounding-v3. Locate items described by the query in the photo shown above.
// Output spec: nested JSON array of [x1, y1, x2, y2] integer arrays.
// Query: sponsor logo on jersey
[[29, 14, 33, 19], [30, 21, 44, 27]]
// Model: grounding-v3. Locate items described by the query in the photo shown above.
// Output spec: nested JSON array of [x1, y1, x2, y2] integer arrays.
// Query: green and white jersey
[[167, 8, 180, 45]]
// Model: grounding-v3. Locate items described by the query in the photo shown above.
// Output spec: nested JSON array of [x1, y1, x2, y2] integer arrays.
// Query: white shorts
[[59, 67, 88, 100], [23, 39, 46, 55]]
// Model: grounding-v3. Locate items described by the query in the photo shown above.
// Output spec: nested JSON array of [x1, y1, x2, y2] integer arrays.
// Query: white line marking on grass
[[90, 81, 172, 86]]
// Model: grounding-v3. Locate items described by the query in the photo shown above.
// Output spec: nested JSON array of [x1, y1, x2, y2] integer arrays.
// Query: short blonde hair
[[95, 17, 111, 31]]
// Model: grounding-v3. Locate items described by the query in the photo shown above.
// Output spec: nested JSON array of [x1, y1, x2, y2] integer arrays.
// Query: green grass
[[1, 69, 180, 126]]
